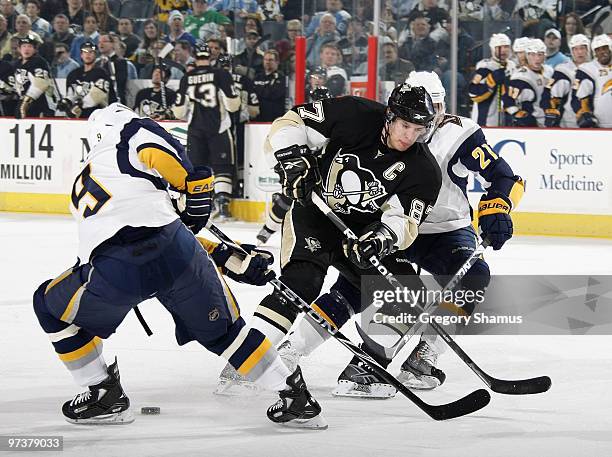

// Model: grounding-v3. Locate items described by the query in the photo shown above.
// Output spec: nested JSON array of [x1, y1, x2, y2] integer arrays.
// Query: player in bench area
[[32, 103, 326, 429]]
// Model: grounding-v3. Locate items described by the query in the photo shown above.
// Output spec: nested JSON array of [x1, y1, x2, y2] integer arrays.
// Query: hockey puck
[[141, 406, 161, 415]]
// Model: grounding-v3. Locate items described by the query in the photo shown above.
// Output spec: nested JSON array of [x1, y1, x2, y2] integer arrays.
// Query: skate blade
[[331, 380, 396, 399], [65, 409, 135, 425], [279, 414, 328, 430], [397, 371, 442, 390], [214, 379, 261, 397]]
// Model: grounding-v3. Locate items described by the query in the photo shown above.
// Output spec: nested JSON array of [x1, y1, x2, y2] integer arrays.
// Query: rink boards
[[0, 118, 610, 238]]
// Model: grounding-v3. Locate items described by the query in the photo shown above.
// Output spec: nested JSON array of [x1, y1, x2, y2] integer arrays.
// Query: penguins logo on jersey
[[322, 153, 386, 214], [14, 69, 29, 95]]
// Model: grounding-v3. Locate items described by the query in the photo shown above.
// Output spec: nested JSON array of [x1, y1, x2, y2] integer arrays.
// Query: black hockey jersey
[[0, 60, 18, 117], [14, 55, 54, 116], [133, 86, 177, 117], [174, 64, 239, 135], [286, 96, 442, 245], [65, 66, 111, 118]]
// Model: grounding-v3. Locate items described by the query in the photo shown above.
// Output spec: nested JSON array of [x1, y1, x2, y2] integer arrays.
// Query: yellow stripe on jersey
[[137, 147, 188, 190], [470, 90, 494, 103], [58, 336, 102, 362], [196, 237, 219, 254], [45, 267, 74, 294], [312, 303, 338, 329], [237, 337, 272, 376], [509, 178, 525, 210], [60, 285, 84, 322]]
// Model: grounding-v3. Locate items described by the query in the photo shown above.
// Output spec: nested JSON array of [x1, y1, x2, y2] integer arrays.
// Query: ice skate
[[397, 340, 446, 390], [62, 358, 134, 425], [214, 362, 261, 396], [332, 355, 396, 399], [267, 366, 327, 429], [256, 225, 276, 245]]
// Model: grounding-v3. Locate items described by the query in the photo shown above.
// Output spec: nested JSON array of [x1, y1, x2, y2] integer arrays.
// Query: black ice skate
[[62, 358, 134, 425], [267, 366, 327, 429], [332, 355, 396, 399], [212, 194, 233, 222], [397, 340, 446, 390]]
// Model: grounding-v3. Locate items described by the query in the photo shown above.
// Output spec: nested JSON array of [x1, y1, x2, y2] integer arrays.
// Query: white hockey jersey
[[543, 60, 578, 127], [70, 104, 192, 261], [505, 65, 553, 126], [572, 60, 612, 128], [469, 58, 516, 126], [421, 114, 522, 234]]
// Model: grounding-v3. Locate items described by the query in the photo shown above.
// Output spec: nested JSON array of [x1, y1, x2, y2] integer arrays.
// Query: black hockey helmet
[[310, 86, 332, 101], [153, 61, 171, 81], [385, 83, 436, 144], [217, 53, 232, 69], [18, 34, 38, 46], [310, 66, 327, 80], [194, 41, 211, 59]]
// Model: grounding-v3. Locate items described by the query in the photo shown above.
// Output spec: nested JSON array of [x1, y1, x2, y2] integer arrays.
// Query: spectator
[[184, 0, 230, 40], [25, 0, 50, 39], [317, 42, 348, 96], [117, 17, 140, 59], [337, 17, 368, 75], [275, 18, 300, 64], [91, 0, 118, 33], [154, 0, 190, 23], [114, 40, 137, 79], [0, 0, 16, 33], [138, 38, 185, 79], [206, 37, 224, 66], [70, 14, 99, 63], [514, 0, 556, 37], [398, 13, 436, 71], [234, 30, 264, 79], [13, 14, 42, 43], [134, 19, 160, 69], [39, 0, 64, 23], [260, 0, 282, 21], [560, 12, 586, 55], [305, 0, 351, 37], [172, 39, 193, 71], [97, 32, 128, 103], [544, 28, 570, 68], [209, 0, 260, 18], [165, 10, 196, 48], [435, 17, 477, 76], [405, 0, 449, 31], [306, 12, 340, 67], [253, 49, 285, 121], [234, 14, 270, 53], [465, 0, 511, 21], [50, 14, 74, 48], [51, 41, 79, 76], [591, 0, 612, 36], [0, 13, 12, 57], [380, 42, 415, 85], [66, 0, 84, 30]]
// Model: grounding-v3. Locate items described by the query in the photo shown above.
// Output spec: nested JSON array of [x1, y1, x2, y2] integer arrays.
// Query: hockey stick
[[207, 223, 491, 421], [311, 192, 551, 396]]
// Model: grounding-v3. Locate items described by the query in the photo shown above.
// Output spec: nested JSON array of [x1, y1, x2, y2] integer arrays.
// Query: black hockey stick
[[311, 192, 552, 396], [207, 223, 491, 420]]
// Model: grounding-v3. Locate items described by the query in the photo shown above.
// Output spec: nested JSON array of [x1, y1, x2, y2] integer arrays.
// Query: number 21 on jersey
[[71, 164, 112, 218]]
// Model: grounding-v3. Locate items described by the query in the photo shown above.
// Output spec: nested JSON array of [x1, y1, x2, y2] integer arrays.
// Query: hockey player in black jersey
[[58, 41, 111, 118], [14, 34, 55, 118], [0, 59, 18, 117], [133, 63, 177, 120], [216, 83, 443, 395], [172, 43, 241, 220]]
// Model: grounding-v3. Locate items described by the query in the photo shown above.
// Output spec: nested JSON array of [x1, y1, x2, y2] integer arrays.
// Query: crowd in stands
[[0, 0, 611, 123]]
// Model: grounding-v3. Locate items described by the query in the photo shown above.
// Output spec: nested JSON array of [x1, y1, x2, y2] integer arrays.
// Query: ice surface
[[1, 213, 611, 457]]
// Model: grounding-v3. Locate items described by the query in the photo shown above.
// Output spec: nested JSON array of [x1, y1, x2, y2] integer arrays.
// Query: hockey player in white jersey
[[469, 33, 516, 126], [542, 34, 591, 127], [32, 103, 326, 429], [278, 72, 525, 396], [504, 39, 553, 127], [512, 37, 531, 68], [572, 34, 612, 128]]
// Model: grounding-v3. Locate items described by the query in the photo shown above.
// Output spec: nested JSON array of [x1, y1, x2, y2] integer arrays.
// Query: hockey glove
[[182, 166, 214, 235], [544, 108, 561, 127], [343, 222, 398, 270], [211, 243, 275, 286], [274, 144, 321, 205], [577, 111, 598, 128], [17, 96, 33, 119], [477, 194, 513, 250], [511, 110, 537, 127], [486, 68, 506, 88]]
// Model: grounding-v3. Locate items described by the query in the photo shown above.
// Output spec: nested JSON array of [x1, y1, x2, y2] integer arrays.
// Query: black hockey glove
[[577, 111, 598, 128], [211, 243, 275, 286], [544, 108, 561, 127], [343, 222, 398, 270], [182, 166, 214, 235], [478, 194, 513, 250], [511, 110, 537, 127], [487, 68, 506, 87], [274, 144, 321, 205]]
